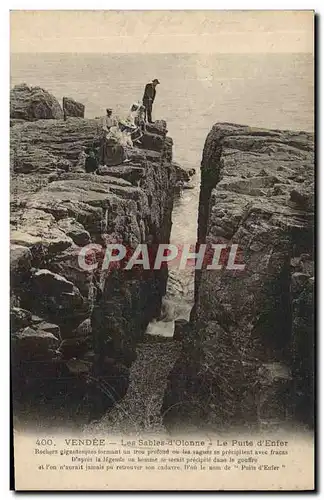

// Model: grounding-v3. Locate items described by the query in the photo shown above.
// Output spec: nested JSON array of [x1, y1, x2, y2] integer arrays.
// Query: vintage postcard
[[10, 10, 314, 490]]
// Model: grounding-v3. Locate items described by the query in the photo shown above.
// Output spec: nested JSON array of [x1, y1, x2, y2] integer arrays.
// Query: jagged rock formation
[[162, 122, 314, 431], [10, 83, 63, 121], [10, 110, 180, 427], [63, 97, 85, 118]]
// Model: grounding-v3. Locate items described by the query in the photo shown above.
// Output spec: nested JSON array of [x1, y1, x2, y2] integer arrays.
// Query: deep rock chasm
[[10, 86, 314, 432]]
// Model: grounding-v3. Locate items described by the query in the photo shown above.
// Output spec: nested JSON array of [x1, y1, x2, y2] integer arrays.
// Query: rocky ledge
[[162, 122, 314, 431], [10, 105, 183, 426]]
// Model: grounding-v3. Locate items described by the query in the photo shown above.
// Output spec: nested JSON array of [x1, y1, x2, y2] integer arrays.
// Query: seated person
[[119, 102, 145, 144], [133, 104, 146, 142], [135, 104, 146, 130], [100, 126, 131, 166], [102, 108, 118, 133]]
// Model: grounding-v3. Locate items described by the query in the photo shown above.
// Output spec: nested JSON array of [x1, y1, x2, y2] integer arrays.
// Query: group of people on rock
[[82, 79, 160, 172]]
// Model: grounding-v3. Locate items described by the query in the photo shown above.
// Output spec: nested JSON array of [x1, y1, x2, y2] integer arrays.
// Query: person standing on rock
[[142, 79, 160, 123]]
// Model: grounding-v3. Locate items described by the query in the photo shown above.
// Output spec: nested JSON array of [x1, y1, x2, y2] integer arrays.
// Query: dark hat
[[152, 79, 160, 84]]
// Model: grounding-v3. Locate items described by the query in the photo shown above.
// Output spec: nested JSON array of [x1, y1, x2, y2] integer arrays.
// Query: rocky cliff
[[162, 122, 314, 431], [11, 110, 179, 427], [10, 83, 64, 122]]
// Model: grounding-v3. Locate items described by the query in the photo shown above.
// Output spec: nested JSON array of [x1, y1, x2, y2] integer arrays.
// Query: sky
[[10, 10, 314, 54]]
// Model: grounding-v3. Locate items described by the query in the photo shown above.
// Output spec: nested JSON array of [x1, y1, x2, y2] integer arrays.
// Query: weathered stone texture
[[10, 83, 63, 121], [163, 123, 314, 430], [63, 97, 85, 118], [10, 96, 181, 425]]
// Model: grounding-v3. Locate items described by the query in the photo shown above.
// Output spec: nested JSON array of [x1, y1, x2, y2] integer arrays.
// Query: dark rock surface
[[10, 118, 100, 173], [12, 327, 60, 359], [10, 84, 63, 121], [10, 100, 181, 427], [97, 165, 145, 185], [63, 97, 85, 118], [162, 122, 314, 431]]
